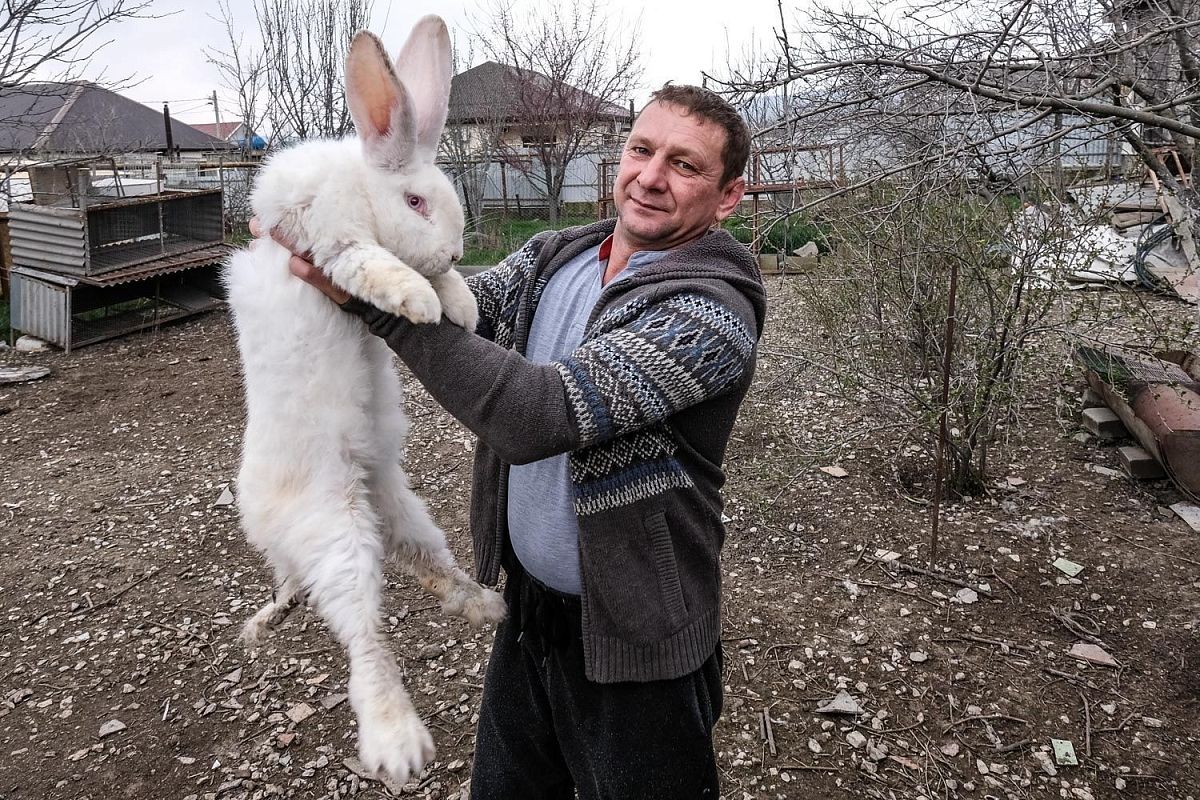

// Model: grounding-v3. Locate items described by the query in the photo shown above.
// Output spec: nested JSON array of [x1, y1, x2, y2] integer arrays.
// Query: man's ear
[[714, 176, 746, 223]]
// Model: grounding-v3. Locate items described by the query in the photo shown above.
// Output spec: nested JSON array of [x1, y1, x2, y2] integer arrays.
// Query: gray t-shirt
[[506, 240, 669, 593]]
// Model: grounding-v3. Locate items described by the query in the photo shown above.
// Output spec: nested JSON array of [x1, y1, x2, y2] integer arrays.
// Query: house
[[191, 120, 267, 153], [191, 120, 245, 143], [0, 81, 232, 162], [443, 61, 632, 211], [446, 61, 630, 155]]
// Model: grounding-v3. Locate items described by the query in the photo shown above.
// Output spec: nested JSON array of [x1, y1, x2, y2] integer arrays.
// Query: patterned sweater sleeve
[[553, 290, 757, 448], [349, 285, 757, 465], [462, 235, 544, 341]]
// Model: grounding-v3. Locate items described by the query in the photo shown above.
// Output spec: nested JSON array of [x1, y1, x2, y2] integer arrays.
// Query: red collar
[[598, 235, 614, 263]]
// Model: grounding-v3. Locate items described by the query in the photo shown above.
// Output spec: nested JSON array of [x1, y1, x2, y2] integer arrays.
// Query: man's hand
[[249, 217, 351, 305]]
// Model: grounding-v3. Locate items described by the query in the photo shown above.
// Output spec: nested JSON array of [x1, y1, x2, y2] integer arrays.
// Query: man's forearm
[[347, 300, 580, 465]]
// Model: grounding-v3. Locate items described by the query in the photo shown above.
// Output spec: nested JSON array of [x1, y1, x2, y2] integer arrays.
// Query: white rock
[[1032, 751, 1057, 777], [954, 587, 978, 604], [15, 335, 49, 353], [815, 690, 861, 715], [98, 719, 126, 738], [846, 731, 867, 748]]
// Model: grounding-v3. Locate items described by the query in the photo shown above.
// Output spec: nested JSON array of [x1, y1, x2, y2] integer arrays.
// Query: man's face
[[613, 101, 745, 252]]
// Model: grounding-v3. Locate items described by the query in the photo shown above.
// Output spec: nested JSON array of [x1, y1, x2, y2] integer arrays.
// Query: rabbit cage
[[8, 186, 229, 351]]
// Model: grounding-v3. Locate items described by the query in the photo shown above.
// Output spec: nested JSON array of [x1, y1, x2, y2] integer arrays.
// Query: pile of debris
[[1075, 345, 1200, 503], [1009, 180, 1199, 304]]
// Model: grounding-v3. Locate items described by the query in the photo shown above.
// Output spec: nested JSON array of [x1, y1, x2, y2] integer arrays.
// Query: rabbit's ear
[[346, 30, 416, 168], [392, 15, 452, 155]]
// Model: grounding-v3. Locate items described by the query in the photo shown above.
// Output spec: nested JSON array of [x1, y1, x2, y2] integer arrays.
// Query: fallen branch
[[73, 569, 160, 617], [870, 557, 993, 596], [817, 571, 941, 607], [943, 714, 1030, 734], [1042, 667, 1101, 690], [1106, 532, 1200, 567], [1095, 712, 1139, 734], [763, 707, 778, 757], [937, 633, 1036, 653], [1079, 690, 1092, 757]]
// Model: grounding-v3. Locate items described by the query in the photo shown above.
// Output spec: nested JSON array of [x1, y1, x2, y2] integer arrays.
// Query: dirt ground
[[1, 278, 1198, 800]]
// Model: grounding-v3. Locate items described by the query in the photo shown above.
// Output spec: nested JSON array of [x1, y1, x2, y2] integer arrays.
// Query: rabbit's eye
[[406, 194, 428, 216]]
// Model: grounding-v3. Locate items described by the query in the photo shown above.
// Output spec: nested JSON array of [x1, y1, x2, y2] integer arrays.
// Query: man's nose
[[637, 154, 669, 191]]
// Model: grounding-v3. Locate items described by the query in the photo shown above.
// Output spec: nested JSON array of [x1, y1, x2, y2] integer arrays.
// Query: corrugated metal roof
[[77, 243, 232, 286]]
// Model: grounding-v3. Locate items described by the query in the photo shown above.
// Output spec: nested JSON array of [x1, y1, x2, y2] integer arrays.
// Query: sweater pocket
[[644, 510, 689, 629]]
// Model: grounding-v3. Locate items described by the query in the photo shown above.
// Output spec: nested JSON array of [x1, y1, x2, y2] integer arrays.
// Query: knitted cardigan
[[348, 219, 766, 682]]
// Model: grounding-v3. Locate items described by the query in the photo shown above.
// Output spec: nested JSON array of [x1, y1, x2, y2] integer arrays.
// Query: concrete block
[[1081, 388, 1106, 409], [1116, 445, 1165, 480], [1081, 407, 1127, 440]]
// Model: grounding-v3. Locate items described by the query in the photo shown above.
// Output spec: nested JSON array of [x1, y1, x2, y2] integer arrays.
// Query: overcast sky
[[76, 0, 789, 127]]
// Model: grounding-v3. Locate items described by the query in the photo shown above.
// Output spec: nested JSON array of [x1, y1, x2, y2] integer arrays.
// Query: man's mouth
[[630, 196, 666, 213]]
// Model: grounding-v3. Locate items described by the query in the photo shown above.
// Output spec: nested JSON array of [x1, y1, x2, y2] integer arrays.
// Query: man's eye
[[676, 161, 696, 172]]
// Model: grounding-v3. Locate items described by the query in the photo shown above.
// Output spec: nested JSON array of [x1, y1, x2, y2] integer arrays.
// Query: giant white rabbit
[[224, 16, 505, 785]]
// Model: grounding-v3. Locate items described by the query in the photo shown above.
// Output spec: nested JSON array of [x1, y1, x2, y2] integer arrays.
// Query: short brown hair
[[645, 84, 750, 186]]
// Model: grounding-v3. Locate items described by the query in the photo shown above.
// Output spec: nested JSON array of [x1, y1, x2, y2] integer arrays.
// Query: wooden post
[[929, 256, 960, 568], [500, 162, 509, 213]]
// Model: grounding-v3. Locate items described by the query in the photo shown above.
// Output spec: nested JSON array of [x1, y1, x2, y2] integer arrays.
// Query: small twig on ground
[[817, 571, 941, 608], [1042, 667, 1101, 690], [1096, 712, 1139, 734], [238, 721, 276, 744], [1051, 606, 1107, 647], [1079, 690, 1092, 757], [763, 707, 777, 757], [942, 714, 1030, 734], [73, 569, 159, 616], [778, 765, 839, 772], [983, 567, 1018, 596], [995, 738, 1034, 753], [937, 633, 1036, 652], [760, 348, 810, 362], [1106, 532, 1200, 567], [870, 557, 992, 596]]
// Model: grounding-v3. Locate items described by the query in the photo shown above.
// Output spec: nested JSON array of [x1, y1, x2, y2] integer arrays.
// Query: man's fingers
[[248, 216, 263, 238], [288, 254, 320, 282], [289, 255, 351, 304]]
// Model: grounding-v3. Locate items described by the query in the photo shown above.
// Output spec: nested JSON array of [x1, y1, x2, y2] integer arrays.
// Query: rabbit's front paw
[[439, 286, 478, 330], [431, 271, 479, 330], [376, 276, 442, 324]]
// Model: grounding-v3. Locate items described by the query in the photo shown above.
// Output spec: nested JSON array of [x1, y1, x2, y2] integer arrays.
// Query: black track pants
[[469, 568, 723, 800]]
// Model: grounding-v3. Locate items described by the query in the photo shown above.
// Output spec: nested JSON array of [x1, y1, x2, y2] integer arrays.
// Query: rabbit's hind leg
[[372, 464, 506, 627], [287, 479, 434, 785], [241, 575, 304, 645]]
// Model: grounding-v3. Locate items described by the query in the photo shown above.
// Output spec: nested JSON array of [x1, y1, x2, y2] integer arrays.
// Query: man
[[281, 84, 766, 798]]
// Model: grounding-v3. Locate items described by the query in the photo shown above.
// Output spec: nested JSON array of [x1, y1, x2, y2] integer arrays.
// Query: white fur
[[224, 17, 504, 787]]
